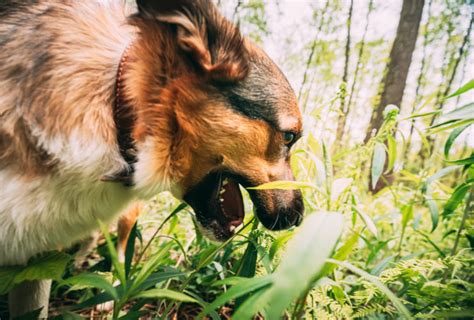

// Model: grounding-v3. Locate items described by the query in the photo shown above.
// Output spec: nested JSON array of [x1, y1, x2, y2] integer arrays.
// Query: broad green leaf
[[401, 204, 414, 230], [442, 183, 471, 217], [236, 239, 258, 278], [133, 289, 198, 303], [447, 79, 474, 98], [426, 198, 439, 232], [386, 134, 397, 173], [125, 222, 138, 278], [326, 259, 412, 319], [248, 180, 316, 190], [0, 267, 21, 294], [61, 273, 118, 300], [444, 125, 471, 158], [232, 287, 269, 320], [15, 252, 71, 284], [371, 143, 386, 189], [262, 212, 344, 319], [330, 178, 353, 203]]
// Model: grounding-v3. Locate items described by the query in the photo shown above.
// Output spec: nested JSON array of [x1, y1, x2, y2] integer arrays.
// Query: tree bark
[[404, 0, 433, 159], [364, 0, 425, 143]]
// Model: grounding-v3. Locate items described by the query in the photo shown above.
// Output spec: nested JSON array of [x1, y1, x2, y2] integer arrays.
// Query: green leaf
[[262, 212, 344, 319], [353, 206, 378, 238], [0, 267, 21, 294], [99, 220, 126, 286], [430, 119, 474, 134], [326, 259, 413, 319], [423, 166, 462, 192], [442, 183, 471, 217], [401, 204, 414, 230], [371, 143, 386, 189], [61, 273, 118, 300], [125, 222, 138, 279], [447, 79, 474, 98], [426, 198, 439, 232], [136, 270, 186, 292], [319, 231, 359, 277], [444, 125, 471, 158], [386, 134, 397, 173], [269, 232, 293, 262], [15, 252, 71, 283], [446, 154, 474, 166], [133, 289, 198, 303], [129, 242, 173, 295], [199, 277, 273, 317], [232, 288, 269, 320], [438, 103, 474, 122], [247, 180, 316, 190]]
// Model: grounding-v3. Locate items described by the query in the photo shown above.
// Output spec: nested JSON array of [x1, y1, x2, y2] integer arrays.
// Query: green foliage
[[0, 252, 71, 294]]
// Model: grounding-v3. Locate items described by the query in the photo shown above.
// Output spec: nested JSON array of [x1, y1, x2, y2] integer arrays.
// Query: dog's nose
[[255, 189, 304, 230]]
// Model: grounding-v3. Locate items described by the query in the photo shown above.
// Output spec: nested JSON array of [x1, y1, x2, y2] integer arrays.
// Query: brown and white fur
[[0, 0, 304, 317]]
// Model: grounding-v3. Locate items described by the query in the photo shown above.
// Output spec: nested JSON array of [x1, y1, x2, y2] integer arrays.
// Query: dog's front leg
[[8, 279, 52, 319]]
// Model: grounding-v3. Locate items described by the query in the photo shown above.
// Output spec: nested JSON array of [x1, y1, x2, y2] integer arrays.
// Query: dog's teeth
[[229, 225, 236, 232], [220, 188, 226, 194], [223, 179, 228, 186], [220, 198, 224, 202]]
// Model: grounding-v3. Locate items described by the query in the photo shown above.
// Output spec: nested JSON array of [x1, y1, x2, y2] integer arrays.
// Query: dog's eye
[[283, 132, 296, 145]]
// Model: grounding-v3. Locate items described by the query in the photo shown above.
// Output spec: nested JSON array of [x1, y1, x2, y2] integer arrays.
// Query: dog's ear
[[135, 0, 249, 83]]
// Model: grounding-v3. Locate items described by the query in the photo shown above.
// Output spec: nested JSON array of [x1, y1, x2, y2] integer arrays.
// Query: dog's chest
[[0, 168, 134, 265]]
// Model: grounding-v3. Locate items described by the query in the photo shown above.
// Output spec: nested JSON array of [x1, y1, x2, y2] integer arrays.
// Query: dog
[[0, 0, 304, 317]]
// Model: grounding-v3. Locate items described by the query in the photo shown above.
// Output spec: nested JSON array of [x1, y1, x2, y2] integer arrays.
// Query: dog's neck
[[101, 43, 137, 187]]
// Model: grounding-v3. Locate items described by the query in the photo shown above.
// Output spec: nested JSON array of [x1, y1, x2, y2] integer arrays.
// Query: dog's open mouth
[[183, 172, 245, 241]]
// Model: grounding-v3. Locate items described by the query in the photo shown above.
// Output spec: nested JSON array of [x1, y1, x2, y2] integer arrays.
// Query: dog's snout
[[254, 189, 304, 231]]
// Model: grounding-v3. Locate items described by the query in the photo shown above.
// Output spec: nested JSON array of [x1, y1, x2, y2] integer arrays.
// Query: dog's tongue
[[220, 179, 244, 228]]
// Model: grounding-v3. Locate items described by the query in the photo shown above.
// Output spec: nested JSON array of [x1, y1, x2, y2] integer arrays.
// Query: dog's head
[[132, 0, 304, 241]]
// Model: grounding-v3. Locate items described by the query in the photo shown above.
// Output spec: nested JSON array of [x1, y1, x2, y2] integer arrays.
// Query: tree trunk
[[404, 0, 433, 160], [364, 0, 425, 143], [335, 0, 354, 143]]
